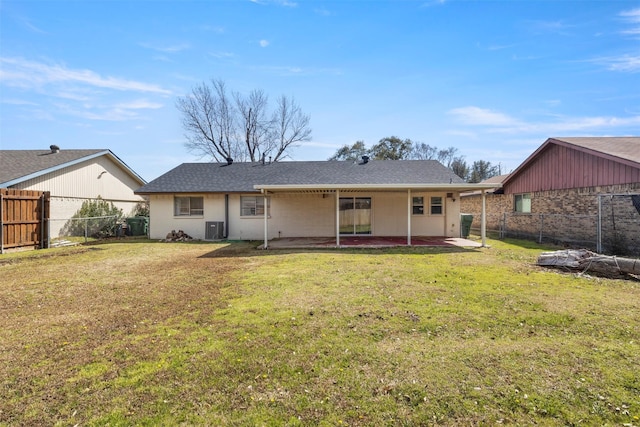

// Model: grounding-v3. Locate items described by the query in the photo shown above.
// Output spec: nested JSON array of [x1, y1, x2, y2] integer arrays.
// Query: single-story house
[[0, 146, 147, 238], [135, 158, 499, 248], [460, 137, 640, 254]]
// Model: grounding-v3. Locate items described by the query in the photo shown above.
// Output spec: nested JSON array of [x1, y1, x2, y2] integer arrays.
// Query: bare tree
[[234, 89, 270, 162], [268, 95, 312, 161], [177, 80, 311, 163], [176, 79, 242, 162]]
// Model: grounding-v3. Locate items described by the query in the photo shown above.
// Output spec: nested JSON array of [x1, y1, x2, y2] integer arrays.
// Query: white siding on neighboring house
[[11, 156, 143, 202], [11, 155, 145, 238]]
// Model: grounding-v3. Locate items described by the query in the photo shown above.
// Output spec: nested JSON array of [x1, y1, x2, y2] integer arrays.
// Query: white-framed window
[[412, 197, 424, 215], [430, 196, 443, 215], [241, 196, 270, 217], [174, 196, 204, 216], [514, 193, 531, 213]]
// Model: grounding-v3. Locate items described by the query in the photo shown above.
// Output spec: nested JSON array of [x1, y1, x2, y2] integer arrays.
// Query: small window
[[241, 196, 270, 216], [412, 197, 424, 215], [430, 196, 443, 215], [174, 196, 204, 216], [514, 193, 531, 213]]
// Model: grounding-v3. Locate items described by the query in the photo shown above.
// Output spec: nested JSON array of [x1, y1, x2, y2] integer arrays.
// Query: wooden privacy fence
[[1, 189, 50, 253]]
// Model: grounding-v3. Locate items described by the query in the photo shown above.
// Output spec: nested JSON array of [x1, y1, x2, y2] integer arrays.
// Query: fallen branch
[[537, 249, 640, 280]]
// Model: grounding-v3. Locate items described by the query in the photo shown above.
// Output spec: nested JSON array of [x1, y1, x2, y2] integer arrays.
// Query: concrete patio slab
[[258, 236, 483, 249]]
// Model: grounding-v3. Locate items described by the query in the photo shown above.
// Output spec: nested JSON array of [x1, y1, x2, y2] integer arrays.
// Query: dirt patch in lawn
[[0, 242, 244, 425]]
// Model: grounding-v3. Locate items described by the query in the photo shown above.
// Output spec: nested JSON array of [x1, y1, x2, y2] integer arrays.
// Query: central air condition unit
[[205, 221, 224, 240]]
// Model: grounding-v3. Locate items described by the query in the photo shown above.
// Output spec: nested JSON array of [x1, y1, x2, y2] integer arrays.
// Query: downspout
[[336, 189, 340, 247], [224, 194, 229, 238], [263, 190, 268, 249], [407, 189, 412, 246], [481, 190, 487, 247]]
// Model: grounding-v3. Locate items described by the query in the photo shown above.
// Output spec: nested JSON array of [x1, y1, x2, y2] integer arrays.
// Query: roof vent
[[226, 157, 233, 165], [361, 155, 369, 164], [50, 145, 60, 153]]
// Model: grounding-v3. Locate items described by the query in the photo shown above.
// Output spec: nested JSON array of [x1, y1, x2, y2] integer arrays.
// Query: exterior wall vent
[[205, 221, 225, 240]]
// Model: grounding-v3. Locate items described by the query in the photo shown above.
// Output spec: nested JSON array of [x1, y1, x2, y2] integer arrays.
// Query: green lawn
[[1, 238, 639, 426]]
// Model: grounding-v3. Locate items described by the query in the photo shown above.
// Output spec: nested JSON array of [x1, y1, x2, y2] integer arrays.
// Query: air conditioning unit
[[205, 221, 224, 240]]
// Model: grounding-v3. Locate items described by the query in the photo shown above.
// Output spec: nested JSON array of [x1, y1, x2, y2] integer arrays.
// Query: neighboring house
[[135, 158, 498, 247], [0, 147, 147, 238], [461, 137, 640, 254]]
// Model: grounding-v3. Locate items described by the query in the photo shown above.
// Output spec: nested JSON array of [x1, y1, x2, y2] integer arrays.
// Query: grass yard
[[1, 238, 639, 426]]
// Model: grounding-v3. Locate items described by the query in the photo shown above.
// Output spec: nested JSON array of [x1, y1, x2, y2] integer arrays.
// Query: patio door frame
[[339, 196, 372, 235]]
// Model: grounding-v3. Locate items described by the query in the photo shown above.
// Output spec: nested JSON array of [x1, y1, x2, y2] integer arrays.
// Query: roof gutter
[[253, 183, 502, 192]]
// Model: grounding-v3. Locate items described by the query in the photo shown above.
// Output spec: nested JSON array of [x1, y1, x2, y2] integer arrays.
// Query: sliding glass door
[[339, 197, 371, 235]]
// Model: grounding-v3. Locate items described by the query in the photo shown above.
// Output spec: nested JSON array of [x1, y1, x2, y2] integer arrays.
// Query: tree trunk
[[537, 249, 640, 279]]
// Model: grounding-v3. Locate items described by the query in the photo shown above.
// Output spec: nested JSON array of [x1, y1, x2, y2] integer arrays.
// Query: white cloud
[[0, 98, 38, 106], [208, 51, 235, 59], [420, 0, 447, 8], [114, 100, 163, 110], [18, 17, 47, 34], [620, 7, 640, 36], [139, 42, 190, 53], [0, 57, 172, 95], [449, 105, 640, 134], [259, 39, 270, 47], [448, 106, 521, 127], [590, 54, 640, 73]]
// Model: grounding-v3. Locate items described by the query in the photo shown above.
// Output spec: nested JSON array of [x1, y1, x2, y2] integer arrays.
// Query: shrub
[[61, 197, 124, 238]]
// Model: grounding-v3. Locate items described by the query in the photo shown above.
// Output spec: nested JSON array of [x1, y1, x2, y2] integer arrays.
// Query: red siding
[[504, 144, 640, 194]]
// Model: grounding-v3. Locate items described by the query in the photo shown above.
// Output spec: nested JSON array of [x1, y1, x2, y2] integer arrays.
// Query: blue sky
[[1, 0, 639, 181]]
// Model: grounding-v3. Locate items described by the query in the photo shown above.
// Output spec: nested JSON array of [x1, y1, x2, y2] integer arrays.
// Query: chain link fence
[[491, 194, 640, 256], [49, 215, 121, 243]]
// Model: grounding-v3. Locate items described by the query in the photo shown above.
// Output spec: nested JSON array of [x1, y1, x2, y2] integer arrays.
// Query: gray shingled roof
[[135, 160, 466, 194], [0, 149, 146, 187]]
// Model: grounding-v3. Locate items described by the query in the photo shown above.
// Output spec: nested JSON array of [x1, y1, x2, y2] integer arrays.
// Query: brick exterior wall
[[460, 183, 640, 256]]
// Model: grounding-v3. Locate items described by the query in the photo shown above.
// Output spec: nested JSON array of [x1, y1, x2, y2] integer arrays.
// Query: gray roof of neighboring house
[[135, 159, 467, 194], [552, 137, 640, 164], [0, 149, 146, 187], [502, 136, 640, 188]]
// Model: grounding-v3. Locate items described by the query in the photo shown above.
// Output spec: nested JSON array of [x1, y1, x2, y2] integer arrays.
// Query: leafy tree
[[370, 136, 413, 160], [436, 147, 459, 168], [326, 138, 499, 184], [328, 140, 369, 161], [468, 160, 499, 183], [451, 156, 470, 181], [177, 79, 311, 163], [409, 142, 438, 160], [132, 200, 149, 217]]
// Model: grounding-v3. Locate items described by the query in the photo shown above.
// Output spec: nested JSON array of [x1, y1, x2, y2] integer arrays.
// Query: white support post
[[481, 190, 487, 247], [407, 189, 412, 246], [263, 191, 268, 250], [336, 189, 340, 247]]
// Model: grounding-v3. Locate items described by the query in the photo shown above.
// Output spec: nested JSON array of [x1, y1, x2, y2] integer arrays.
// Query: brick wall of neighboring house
[[460, 183, 640, 255]]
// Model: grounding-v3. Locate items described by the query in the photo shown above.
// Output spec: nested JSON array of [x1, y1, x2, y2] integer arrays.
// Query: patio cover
[[254, 182, 500, 249]]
